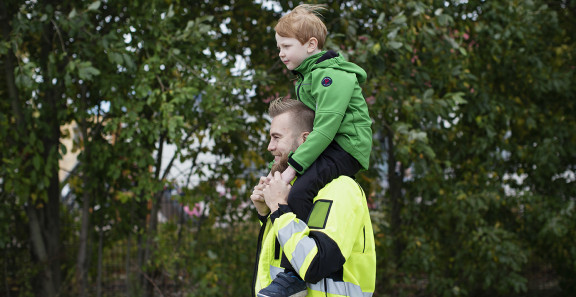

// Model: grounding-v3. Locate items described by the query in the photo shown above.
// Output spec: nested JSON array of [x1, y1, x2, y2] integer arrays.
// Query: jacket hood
[[293, 50, 367, 84]]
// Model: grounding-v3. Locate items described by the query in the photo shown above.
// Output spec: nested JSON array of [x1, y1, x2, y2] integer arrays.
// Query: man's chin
[[271, 161, 289, 175]]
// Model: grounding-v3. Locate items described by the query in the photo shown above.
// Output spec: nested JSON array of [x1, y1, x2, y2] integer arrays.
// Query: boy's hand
[[250, 176, 271, 216], [281, 166, 296, 184], [263, 171, 292, 213]]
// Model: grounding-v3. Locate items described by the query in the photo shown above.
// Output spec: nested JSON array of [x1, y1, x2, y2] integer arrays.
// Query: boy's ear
[[307, 37, 319, 53]]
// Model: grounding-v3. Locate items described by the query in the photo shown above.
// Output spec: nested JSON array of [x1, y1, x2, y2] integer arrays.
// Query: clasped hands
[[250, 171, 292, 216]]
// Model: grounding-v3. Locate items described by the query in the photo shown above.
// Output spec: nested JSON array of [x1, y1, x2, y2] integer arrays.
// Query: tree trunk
[[142, 191, 163, 297], [27, 205, 57, 297], [35, 2, 63, 294], [3, 1, 62, 295], [386, 132, 404, 267], [31, 93, 64, 297], [96, 227, 104, 297], [76, 182, 91, 297], [140, 132, 166, 297], [77, 86, 92, 297], [45, 161, 62, 295]]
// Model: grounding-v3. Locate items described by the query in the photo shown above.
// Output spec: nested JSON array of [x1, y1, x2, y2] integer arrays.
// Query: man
[[251, 98, 376, 297]]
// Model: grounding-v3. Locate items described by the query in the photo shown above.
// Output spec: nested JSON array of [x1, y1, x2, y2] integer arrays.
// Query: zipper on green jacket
[[293, 70, 304, 100]]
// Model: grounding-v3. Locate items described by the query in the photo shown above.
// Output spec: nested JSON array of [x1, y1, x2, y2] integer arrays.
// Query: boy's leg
[[280, 141, 360, 275], [287, 141, 361, 221]]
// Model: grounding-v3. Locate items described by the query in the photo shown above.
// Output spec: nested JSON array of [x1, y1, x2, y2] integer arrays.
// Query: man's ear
[[300, 132, 310, 144], [307, 37, 318, 53]]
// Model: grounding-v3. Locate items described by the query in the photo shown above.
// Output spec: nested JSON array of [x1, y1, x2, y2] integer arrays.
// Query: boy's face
[[275, 33, 312, 71]]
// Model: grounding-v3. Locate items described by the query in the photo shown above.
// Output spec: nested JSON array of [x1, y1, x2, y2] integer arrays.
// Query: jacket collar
[[315, 50, 339, 64], [292, 50, 339, 76]]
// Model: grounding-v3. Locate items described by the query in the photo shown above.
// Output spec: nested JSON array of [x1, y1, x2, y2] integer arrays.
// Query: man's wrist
[[268, 203, 279, 213], [270, 204, 292, 223], [257, 209, 270, 217]]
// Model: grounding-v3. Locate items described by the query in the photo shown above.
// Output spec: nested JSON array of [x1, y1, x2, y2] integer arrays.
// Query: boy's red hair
[[274, 4, 328, 49]]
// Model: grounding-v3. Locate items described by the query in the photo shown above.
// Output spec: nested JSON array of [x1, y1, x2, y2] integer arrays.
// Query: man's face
[[268, 112, 302, 172], [276, 33, 311, 71]]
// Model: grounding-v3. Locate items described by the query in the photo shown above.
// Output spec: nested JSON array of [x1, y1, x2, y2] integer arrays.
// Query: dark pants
[[281, 141, 361, 276]]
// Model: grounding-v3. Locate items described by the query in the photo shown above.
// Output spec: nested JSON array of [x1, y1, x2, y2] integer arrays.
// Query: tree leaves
[[333, 0, 576, 295], [1, 0, 575, 296], [76, 61, 101, 80]]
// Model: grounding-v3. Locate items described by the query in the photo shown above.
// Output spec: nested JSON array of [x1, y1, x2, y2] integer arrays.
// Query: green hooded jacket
[[287, 50, 372, 174]]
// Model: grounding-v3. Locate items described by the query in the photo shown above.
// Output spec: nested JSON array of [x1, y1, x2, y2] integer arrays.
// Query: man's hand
[[250, 176, 271, 216], [263, 171, 292, 213], [281, 166, 296, 184]]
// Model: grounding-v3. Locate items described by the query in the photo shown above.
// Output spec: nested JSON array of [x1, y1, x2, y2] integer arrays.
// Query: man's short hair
[[269, 98, 314, 133], [274, 4, 328, 49]]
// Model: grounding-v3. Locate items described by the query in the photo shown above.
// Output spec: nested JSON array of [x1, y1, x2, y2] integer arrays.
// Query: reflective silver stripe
[[309, 278, 373, 297], [278, 220, 307, 245], [290, 237, 316, 273], [269, 265, 283, 280]]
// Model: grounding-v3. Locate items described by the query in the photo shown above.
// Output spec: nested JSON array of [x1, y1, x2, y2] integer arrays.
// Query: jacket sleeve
[[288, 68, 358, 174], [270, 178, 365, 283]]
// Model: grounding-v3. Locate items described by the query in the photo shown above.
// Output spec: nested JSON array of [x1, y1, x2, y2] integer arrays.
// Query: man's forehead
[[270, 113, 294, 135]]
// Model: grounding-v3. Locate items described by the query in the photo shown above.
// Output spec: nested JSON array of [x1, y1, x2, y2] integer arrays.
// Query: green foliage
[[147, 217, 259, 296], [1, 0, 575, 296], [318, 0, 575, 296]]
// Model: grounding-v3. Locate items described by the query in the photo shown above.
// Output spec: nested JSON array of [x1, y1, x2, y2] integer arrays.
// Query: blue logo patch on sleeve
[[321, 77, 333, 87]]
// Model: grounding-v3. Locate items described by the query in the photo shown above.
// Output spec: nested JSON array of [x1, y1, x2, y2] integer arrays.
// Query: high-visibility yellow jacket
[[252, 176, 376, 297]]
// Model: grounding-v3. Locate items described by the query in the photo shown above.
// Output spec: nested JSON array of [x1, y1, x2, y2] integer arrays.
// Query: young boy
[[257, 4, 373, 297]]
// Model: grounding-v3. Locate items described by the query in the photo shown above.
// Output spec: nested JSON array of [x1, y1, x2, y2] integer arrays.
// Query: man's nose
[[267, 141, 275, 151]]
